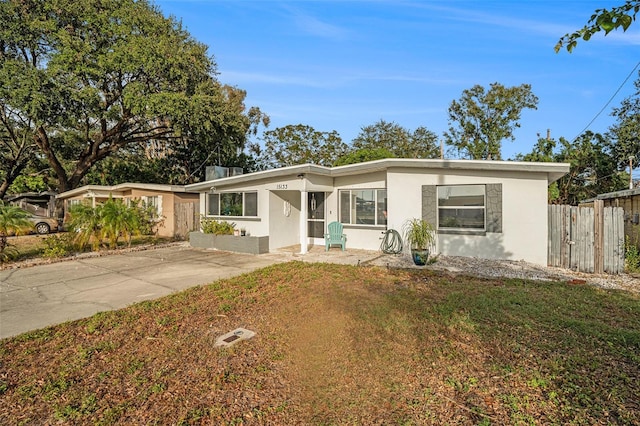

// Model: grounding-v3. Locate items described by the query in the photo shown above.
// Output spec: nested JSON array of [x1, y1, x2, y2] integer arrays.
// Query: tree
[[0, 0, 265, 194], [258, 124, 347, 168], [515, 132, 627, 205], [556, 132, 626, 204], [555, 1, 640, 53], [351, 120, 440, 159], [444, 83, 539, 160], [608, 72, 640, 170], [155, 86, 269, 184], [334, 147, 396, 166], [0, 111, 37, 199]]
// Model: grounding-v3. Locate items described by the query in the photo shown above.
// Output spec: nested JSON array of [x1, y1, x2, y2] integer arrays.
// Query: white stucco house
[[185, 159, 569, 266]]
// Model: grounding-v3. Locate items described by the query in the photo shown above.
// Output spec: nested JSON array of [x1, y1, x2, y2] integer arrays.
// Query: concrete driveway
[[1, 243, 385, 340], [0, 244, 290, 339]]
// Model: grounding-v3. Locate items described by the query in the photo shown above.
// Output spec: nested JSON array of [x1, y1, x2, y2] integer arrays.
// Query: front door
[[307, 192, 325, 244]]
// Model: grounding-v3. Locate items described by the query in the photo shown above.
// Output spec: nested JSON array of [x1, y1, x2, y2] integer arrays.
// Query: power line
[[572, 60, 640, 142]]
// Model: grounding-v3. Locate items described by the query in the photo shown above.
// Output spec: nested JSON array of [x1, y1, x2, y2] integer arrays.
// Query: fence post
[[594, 200, 604, 274]]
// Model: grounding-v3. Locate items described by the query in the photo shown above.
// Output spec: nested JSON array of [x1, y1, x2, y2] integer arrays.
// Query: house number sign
[[276, 184, 288, 189]]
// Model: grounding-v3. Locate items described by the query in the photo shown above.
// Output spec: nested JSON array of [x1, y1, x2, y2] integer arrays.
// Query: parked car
[[27, 214, 60, 234]]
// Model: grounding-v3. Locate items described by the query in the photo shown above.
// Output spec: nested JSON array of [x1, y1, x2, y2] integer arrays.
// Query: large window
[[339, 189, 387, 226], [207, 192, 257, 217], [437, 185, 485, 230]]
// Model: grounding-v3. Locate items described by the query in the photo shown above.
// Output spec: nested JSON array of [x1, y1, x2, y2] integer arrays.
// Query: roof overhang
[[581, 186, 640, 203], [185, 159, 570, 191], [56, 183, 195, 200]]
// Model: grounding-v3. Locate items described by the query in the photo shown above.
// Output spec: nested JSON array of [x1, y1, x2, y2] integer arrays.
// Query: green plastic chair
[[324, 221, 346, 251]]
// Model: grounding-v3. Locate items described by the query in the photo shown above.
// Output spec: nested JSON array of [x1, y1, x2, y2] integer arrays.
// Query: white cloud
[[274, 3, 351, 40]]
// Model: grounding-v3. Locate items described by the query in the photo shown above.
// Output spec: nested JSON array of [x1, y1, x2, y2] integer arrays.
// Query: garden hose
[[380, 229, 403, 254]]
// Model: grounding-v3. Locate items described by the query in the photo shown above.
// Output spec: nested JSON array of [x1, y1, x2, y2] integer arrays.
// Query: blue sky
[[154, 0, 640, 160]]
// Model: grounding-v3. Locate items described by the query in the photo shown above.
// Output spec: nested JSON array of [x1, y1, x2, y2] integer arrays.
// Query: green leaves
[[608, 74, 640, 170], [444, 83, 538, 160], [596, 11, 616, 33], [259, 124, 347, 168], [1, 0, 264, 192], [556, 1, 639, 53], [67, 198, 152, 250], [351, 119, 440, 160], [516, 131, 628, 205], [0, 203, 33, 258]]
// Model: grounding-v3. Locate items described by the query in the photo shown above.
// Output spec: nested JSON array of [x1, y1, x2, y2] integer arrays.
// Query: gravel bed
[[369, 253, 640, 294]]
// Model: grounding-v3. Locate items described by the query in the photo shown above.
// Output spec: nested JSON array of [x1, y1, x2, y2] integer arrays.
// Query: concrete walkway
[[0, 243, 384, 339]]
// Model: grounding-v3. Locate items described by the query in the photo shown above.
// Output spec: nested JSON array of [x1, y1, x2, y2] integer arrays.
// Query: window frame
[[141, 195, 162, 218], [338, 188, 387, 227], [437, 184, 486, 231], [207, 191, 258, 218]]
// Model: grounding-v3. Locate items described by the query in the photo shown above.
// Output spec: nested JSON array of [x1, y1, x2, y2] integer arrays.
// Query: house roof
[[581, 186, 640, 203], [56, 183, 196, 199], [185, 158, 570, 191], [5, 191, 57, 202]]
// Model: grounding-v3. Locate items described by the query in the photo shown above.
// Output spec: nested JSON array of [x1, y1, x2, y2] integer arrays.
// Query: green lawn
[[1, 262, 638, 424]]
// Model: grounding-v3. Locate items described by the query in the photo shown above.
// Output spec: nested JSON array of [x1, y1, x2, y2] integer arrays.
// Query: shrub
[[128, 199, 164, 236], [624, 227, 640, 273], [200, 216, 236, 235], [67, 203, 103, 251], [42, 234, 75, 259], [0, 203, 32, 261], [68, 198, 159, 251], [100, 198, 143, 248]]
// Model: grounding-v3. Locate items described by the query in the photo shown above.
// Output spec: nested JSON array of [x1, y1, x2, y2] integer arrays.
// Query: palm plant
[[101, 198, 141, 248], [0, 203, 33, 262], [402, 218, 436, 250], [67, 202, 103, 251], [402, 218, 436, 265]]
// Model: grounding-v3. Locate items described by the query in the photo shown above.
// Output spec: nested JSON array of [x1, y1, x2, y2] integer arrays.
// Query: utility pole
[[630, 156, 635, 189]]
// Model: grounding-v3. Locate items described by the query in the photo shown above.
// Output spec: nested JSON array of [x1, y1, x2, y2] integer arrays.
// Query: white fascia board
[[185, 164, 332, 191], [56, 185, 112, 199], [184, 159, 570, 192], [364, 159, 570, 183]]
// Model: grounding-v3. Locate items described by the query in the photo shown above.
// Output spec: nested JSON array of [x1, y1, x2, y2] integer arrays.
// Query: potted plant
[[402, 218, 436, 266]]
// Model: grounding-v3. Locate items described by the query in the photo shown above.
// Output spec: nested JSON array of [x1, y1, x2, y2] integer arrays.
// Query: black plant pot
[[411, 249, 430, 266]]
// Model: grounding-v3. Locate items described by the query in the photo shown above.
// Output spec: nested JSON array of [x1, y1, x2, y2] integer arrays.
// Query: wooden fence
[[548, 201, 625, 274], [174, 201, 200, 240]]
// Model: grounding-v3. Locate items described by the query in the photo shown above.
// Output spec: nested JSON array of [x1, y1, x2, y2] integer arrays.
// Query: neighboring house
[[186, 159, 569, 266], [56, 183, 199, 239], [581, 187, 640, 242]]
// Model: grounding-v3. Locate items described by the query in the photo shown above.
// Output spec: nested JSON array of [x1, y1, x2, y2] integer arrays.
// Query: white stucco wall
[[268, 190, 301, 249], [197, 175, 332, 248], [194, 163, 554, 265], [386, 168, 550, 265]]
